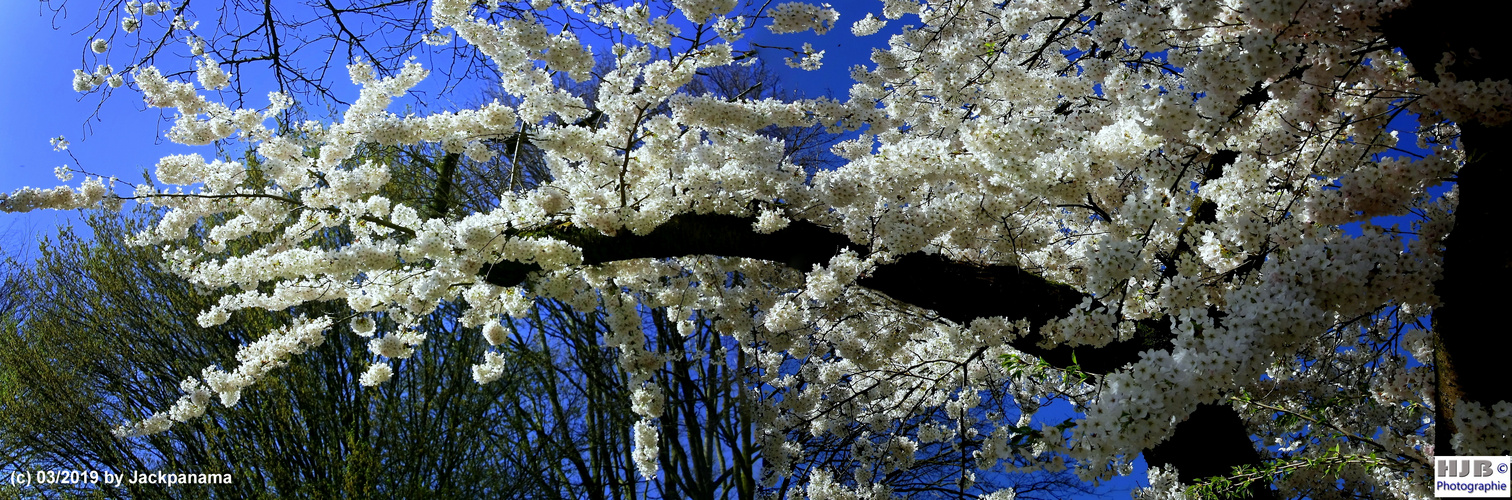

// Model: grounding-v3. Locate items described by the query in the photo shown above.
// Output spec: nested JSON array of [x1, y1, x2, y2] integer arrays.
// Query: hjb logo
[[1442, 459, 1498, 478]]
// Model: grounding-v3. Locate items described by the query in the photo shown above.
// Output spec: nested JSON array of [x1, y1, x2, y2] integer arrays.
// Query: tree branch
[[481, 214, 1149, 354], [1145, 404, 1273, 499], [477, 212, 1271, 495]]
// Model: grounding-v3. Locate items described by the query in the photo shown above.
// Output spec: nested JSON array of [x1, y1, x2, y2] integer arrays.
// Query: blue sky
[[0, 0, 891, 257], [0, 1, 191, 256], [749, 0, 899, 98]]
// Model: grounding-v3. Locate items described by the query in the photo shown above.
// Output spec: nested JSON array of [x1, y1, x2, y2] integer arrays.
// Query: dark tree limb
[[478, 212, 1268, 495], [480, 213, 1159, 370], [1145, 404, 1272, 499]]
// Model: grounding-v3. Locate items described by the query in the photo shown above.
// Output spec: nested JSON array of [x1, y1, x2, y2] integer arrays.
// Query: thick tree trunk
[[1381, 0, 1512, 457], [1429, 121, 1512, 456]]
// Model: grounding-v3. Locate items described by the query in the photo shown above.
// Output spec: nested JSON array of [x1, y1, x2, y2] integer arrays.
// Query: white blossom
[[11, 1, 1465, 497], [767, 2, 838, 35], [482, 321, 508, 346], [850, 13, 885, 36], [359, 362, 394, 386], [472, 351, 507, 384], [632, 419, 660, 479]]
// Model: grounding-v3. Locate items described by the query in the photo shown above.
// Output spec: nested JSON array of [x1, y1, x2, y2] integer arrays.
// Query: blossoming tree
[[6, 0, 1508, 497]]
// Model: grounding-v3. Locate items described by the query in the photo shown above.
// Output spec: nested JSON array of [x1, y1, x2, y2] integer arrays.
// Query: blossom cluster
[[766, 2, 839, 35], [113, 317, 333, 437]]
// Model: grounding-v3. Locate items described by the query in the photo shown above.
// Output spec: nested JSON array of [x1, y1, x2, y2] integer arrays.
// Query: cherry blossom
[[6, 0, 1495, 497]]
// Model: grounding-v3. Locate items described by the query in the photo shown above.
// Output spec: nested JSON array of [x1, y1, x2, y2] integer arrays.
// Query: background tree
[[0, 206, 563, 499]]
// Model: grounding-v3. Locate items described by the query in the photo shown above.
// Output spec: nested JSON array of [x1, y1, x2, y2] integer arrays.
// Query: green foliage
[[1180, 392, 1429, 499], [1001, 351, 1092, 386], [1184, 447, 1398, 499], [0, 207, 553, 499]]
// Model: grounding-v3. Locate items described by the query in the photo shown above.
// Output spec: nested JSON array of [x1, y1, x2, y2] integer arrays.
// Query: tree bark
[[1380, 0, 1512, 457], [479, 213, 1268, 495], [481, 213, 1163, 370], [1145, 404, 1269, 497]]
